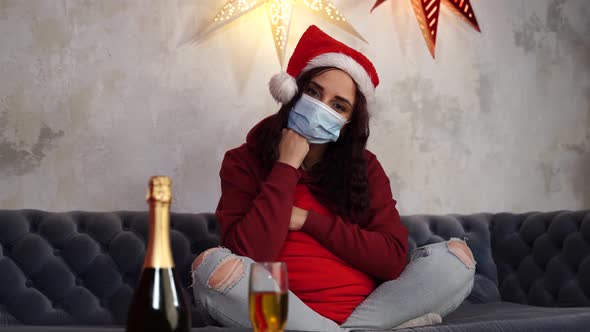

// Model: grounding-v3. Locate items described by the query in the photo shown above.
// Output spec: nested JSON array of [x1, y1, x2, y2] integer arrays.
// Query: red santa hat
[[269, 25, 379, 105]]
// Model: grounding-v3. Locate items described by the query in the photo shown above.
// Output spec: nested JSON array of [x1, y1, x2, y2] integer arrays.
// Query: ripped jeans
[[191, 238, 476, 331]]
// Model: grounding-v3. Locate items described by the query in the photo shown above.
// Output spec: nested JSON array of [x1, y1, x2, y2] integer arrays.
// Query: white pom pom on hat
[[269, 71, 298, 104], [268, 25, 379, 105]]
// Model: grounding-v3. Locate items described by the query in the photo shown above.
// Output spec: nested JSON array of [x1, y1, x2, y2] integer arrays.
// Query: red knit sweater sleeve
[[301, 152, 409, 281], [215, 149, 301, 262]]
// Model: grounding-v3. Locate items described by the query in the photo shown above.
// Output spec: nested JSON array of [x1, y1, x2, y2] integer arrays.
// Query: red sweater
[[215, 116, 409, 322], [276, 184, 378, 323]]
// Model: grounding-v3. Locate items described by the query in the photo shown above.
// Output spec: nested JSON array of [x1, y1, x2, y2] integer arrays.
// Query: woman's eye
[[332, 103, 345, 112], [305, 87, 320, 97]]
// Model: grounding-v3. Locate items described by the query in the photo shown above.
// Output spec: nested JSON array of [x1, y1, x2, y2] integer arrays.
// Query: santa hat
[[269, 25, 379, 105]]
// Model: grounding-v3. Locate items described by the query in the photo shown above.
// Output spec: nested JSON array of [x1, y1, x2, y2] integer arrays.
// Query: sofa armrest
[[491, 210, 590, 307]]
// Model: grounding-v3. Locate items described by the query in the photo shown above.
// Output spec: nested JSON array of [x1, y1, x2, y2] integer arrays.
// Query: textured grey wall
[[0, 0, 588, 214]]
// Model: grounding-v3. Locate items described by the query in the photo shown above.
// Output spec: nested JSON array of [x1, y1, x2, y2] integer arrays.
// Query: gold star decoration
[[372, 0, 481, 58], [197, 0, 366, 67]]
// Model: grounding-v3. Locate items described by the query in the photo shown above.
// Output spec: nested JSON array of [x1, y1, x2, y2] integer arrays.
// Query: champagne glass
[[248, 262, 288, 332]]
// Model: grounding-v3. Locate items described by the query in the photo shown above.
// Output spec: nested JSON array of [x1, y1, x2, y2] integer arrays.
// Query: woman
[[191, 25, 475, 331]]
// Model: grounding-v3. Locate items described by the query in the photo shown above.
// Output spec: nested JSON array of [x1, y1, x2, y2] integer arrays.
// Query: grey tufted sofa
[[0, 209, 589, 332]]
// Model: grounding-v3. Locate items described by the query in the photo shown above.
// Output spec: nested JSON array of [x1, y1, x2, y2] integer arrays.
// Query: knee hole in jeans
[[192, 247, 220, 272], [191, 248, 245, 292], [448, 240, 476, 269]]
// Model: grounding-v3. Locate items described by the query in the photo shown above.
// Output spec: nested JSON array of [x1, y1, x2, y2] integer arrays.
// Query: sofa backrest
[[0, 210, 219, 326], [1, 209, 588, 326], [490, 211, 590, 307]]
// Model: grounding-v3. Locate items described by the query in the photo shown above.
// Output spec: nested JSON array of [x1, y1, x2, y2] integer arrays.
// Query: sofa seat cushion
[[4, 302, 589, 332], [0, 327, 252, 332], [393, 302, 590, 332]]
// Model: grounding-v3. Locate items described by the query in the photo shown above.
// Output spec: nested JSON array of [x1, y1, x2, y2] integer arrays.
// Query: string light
[[267, 0, 293, 64], [213, 0, 261, 22], [198, 0, 366, 67]]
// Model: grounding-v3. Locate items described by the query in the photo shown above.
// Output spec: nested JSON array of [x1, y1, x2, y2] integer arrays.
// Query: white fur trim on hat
[[269, 72, 298, 104], [303, 52, 376, 102]]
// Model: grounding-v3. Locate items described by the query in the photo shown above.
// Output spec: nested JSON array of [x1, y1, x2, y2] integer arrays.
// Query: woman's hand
[[278, 129, 309, 169], [289, 206, 309, 231]]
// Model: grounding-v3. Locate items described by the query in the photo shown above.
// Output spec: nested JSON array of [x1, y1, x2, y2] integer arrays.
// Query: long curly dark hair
[[254, 67, 370, 223]]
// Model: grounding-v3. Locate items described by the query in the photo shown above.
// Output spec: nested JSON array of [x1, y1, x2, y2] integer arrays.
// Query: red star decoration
[[372, 0, 481, 58]]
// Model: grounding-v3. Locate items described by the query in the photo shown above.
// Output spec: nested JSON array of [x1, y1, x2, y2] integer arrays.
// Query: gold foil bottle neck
[[146, 176, 172, 203], [144, 175, 174, 268]]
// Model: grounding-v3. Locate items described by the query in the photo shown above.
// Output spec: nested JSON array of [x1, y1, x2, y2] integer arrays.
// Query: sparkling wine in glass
[[248, 262, 288, 332]]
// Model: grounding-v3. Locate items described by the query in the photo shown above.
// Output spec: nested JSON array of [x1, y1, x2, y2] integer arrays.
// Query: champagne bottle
[[126, 176, 191, 332]]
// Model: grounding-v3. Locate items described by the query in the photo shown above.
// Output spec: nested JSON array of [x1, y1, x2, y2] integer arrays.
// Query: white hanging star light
[[196, 0, 366, 67]]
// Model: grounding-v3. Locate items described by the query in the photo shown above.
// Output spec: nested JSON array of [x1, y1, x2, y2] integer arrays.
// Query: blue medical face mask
[[287, 94, 348, 144]]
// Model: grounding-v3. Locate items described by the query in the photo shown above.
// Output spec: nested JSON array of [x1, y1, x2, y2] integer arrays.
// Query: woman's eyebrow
[[309, 80, 324, 91], [335, 96, 352, 108], [310, 80, 352, 108]]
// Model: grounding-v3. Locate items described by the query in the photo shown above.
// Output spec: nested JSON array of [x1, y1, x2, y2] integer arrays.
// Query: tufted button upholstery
[[0, 210, 219, 326], [1, 209, 588, 327], [492, 211, 590, 307]]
